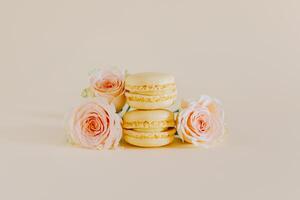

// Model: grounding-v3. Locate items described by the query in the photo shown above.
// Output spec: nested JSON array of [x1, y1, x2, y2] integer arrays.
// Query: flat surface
[[0, 0, 299, 199]]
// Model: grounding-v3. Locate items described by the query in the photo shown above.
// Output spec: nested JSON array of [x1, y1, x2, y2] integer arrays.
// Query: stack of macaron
[[123, 72, 177, 147]]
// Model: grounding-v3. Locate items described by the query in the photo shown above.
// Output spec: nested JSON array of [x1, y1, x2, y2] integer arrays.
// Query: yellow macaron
[[125, 72, 177, 109], [123, 109, 176, 147]]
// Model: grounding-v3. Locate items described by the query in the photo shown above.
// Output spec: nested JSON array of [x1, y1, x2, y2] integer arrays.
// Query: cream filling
[[125, 83, 176, 92], [133, 128, 169, 132], [125, 92, 177, 103], [124, 128, 176, 139], [123, 120, 175, 129]]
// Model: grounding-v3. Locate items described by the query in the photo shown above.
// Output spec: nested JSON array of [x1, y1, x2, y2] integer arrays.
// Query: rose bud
[[89, 67, 126, 112]]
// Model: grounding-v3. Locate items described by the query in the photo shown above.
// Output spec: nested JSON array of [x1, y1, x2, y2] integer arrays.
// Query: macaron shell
[[123, 109, 175, 129], [124, 136, 174, 147], [123, 128, 176, 147], [123, 109, 175, 123], [125, 72, 175, 87], [111, 94, 126, 112], [127, 88, 177, 96], [125, 92, 177, 110]]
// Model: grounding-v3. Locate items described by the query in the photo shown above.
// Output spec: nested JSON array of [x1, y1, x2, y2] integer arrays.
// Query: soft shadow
[[119, 137, 197, 151]]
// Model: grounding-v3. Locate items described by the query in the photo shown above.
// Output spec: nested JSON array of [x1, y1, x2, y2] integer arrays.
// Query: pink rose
[[67, 98, 122, 149], [176, 95, 225, 147], [89, 67, 126, 112]]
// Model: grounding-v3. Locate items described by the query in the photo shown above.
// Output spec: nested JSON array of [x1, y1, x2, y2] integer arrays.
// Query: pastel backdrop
[[0, 0, 299, 200]]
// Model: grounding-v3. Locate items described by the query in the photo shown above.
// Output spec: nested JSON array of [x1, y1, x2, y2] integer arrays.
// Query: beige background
[[0, 0, 299, 199]]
